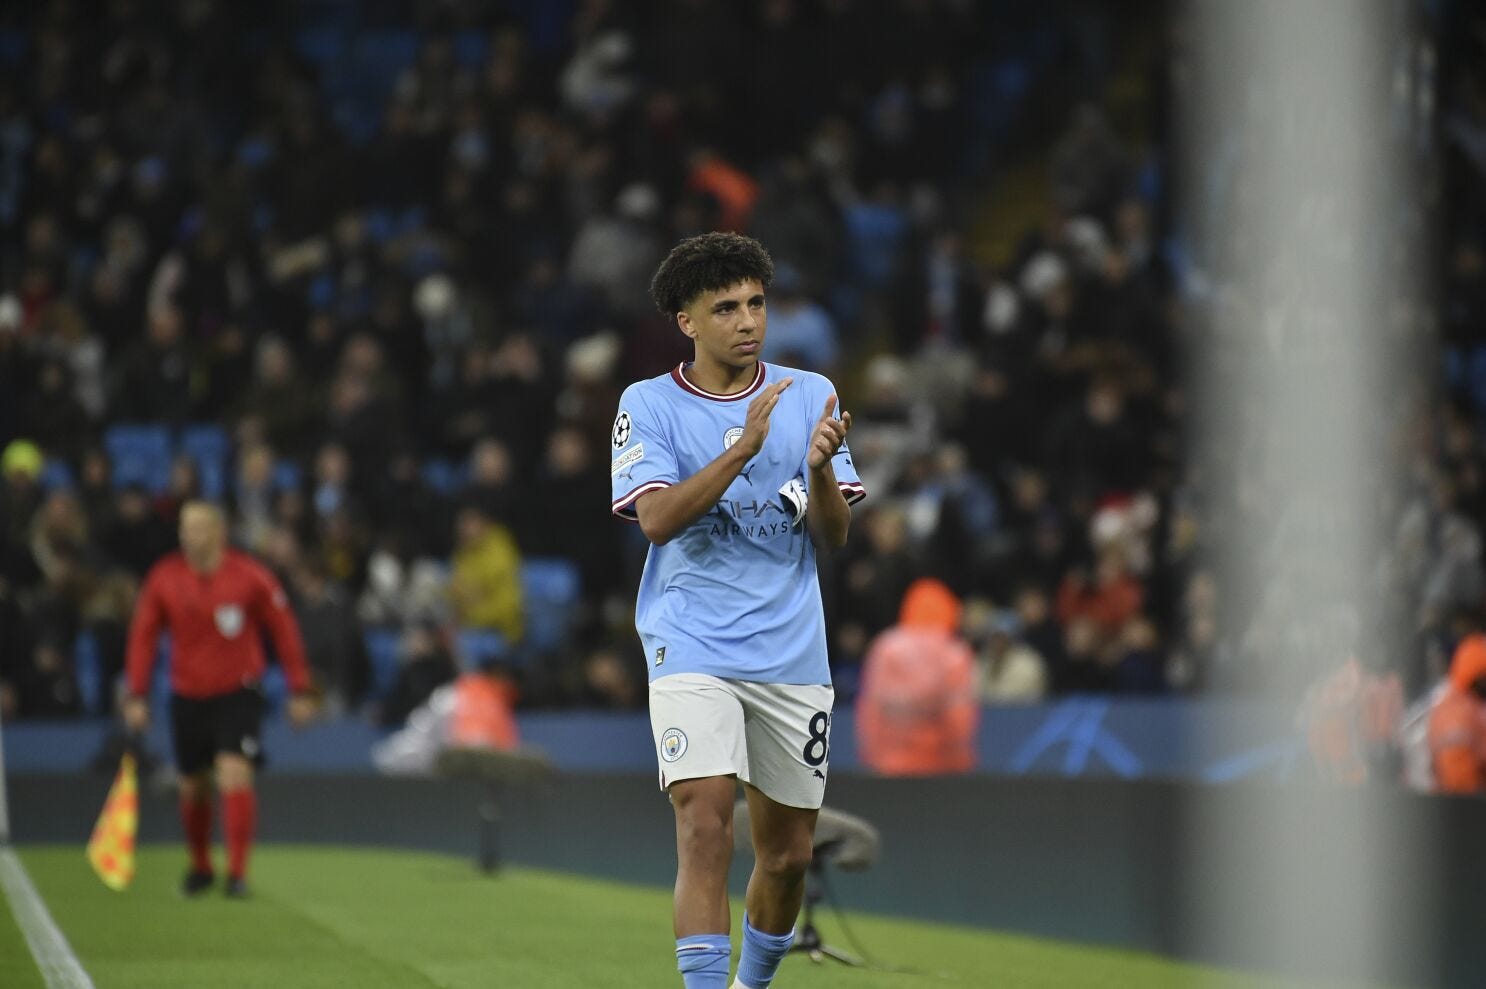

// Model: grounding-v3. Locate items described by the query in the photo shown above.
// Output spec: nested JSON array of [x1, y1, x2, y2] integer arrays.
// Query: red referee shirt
[[126, 549, 312, 700]]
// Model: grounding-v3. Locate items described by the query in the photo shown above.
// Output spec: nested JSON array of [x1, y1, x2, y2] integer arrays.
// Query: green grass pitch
[[5, 844, 1318, 988]]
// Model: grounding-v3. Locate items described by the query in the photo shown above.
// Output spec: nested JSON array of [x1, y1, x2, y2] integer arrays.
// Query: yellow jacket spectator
[[449, 506, 524, 642]]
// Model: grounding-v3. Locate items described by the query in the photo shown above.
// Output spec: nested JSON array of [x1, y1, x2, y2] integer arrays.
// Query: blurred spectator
[[760, 264, 839, 372], [856, 578, 979, 775], [462, 437, 521, 529], [449, 505, 524, 644], [113, 304, 194, 424], [521, 424, 618, 598], [18, 358, 92, 459], [1427, 635, 1486, 794], [1056, 544, 1145, 639], [1, 440, 45, 559], [834, 505, 917, 665], [232, 443, 279, 555], [379, 622, 458, 729], [966, 601, 1049, 703], [235, 336, 320, 460], [100, 485, 174, 579], [290, 559, 369, 718]]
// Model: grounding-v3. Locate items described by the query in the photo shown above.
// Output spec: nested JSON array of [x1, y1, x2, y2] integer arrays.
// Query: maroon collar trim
[[670, 362, 767, 402]]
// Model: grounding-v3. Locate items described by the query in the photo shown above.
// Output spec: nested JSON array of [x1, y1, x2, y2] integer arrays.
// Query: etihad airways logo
[[708, 497, 793, 539]]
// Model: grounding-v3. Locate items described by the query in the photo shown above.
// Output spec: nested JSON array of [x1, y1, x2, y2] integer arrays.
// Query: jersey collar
[[670, 361, 767, 402]]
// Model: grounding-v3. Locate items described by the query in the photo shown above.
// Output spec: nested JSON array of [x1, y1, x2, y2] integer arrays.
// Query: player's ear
[[676, 310, 697, 340]]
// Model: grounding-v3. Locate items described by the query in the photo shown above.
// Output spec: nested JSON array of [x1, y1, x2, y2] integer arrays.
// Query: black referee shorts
[[169, 687, 266, 776]]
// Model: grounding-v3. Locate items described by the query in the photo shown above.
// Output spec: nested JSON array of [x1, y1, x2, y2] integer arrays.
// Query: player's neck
[[684, 356, 757, 396], [186, 550, 224, 574]]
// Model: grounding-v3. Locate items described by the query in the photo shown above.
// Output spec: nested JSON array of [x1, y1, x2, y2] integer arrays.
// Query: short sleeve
[[802, 377, 866, 506], [610, 387, 680, 521]]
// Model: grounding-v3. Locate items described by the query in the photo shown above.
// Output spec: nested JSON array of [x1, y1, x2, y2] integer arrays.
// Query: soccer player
[[610, 232, 865, 989], [122, 501, 318, 897]]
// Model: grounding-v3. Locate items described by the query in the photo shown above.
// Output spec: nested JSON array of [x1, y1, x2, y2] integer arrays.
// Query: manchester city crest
[[660, 728, 688, 763]]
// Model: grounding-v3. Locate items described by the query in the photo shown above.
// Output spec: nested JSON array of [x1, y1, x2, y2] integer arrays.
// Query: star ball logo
[[660, 728, 688, 763], [612, 411, 632, 449]]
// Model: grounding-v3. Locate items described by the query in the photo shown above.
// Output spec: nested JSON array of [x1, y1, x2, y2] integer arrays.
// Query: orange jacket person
[[856, 578, 980, 775], [1428, 634, 1486, 794], [122, 501, 317, 897]]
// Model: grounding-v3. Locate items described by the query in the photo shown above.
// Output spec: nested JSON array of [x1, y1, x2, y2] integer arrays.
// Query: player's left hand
[[807, 393, 852, 470], [286, 692, 320, 729]]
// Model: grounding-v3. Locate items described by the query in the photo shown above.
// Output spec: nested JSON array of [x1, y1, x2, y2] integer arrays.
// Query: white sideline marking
[[0, 847, 95, 988]]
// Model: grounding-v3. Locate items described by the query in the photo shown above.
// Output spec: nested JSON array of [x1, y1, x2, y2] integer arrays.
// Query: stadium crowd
[[0, 0, 1480, 737]]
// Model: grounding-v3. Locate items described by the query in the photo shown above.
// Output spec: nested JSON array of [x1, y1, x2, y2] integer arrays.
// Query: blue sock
[[676, 934, 731, 988], [736, 914, 794, 989]]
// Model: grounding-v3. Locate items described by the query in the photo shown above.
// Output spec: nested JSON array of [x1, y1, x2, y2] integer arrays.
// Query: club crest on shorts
[[660, 728, 688, 762], [723, 426, 744, 450], [214, 604, 245, 639]]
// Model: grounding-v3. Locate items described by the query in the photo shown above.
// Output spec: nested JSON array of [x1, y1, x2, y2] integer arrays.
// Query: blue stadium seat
[[39, 458, 75, 492], [179, 423, 231, 501], [457, 629, 509, 670], [0, 29, 26, 66], [74, 630, 104, 715], [420, 458, 465, 495], [520, 557, 582, 654], [453, 30, 488, 69], [272, 459, 303, 493], [105, 424, 173, 493], [261, 665, 288, 714], [294, 27, 345, 67], [363, 627, 401, 701]]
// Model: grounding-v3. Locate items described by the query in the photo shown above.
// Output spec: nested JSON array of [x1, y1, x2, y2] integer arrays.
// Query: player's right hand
[[736, 377, 793, 458], [121, 695, 150, 734]]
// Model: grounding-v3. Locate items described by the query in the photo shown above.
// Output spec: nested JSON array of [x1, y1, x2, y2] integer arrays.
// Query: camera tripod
[[790, 852, 863, 966]]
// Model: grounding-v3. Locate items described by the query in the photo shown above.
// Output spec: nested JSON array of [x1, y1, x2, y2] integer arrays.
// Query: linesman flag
[[86, 752, 138, 891]]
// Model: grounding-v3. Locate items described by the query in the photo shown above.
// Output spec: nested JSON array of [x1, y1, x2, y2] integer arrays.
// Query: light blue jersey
[[610, 362, 865, 685]]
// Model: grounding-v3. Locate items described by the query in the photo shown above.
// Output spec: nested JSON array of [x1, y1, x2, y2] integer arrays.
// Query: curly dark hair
[[648, 232, 775, 316]]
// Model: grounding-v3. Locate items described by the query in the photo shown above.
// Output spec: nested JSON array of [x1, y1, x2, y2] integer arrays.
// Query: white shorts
[[648, 673, 834, 810]]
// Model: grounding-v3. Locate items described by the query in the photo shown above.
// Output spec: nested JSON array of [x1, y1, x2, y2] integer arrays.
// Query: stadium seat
[[261, 665, 288, 714], [520, 557, 582, 655], [179, 423, 231, 501], [453, 30, 488, 69], [38, 458, 75, 492], [363, 627, 401, 701], [105, 424, 173, 493], [457, 629, 509, 670], [420, 458, 465, 495], [74, 630, 104, 716], [272, 459, 303, 493]]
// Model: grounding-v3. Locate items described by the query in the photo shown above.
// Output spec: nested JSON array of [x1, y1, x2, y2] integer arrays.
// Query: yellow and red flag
[[85, 752, 138, 891]]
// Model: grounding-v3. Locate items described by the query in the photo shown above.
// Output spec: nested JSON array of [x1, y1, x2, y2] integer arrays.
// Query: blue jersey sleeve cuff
[[612, 480, 671, 521]]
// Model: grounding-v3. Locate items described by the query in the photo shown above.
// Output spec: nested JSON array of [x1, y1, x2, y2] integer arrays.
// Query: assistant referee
[[122, 501, 317, 897]]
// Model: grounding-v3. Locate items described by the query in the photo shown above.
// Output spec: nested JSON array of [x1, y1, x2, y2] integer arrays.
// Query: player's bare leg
[[178, 769, 215, 895], [671, 775, 736, 934], [670, 775, 737, 987], [735, 784, 818, 988], [216, 752, 256, 896]]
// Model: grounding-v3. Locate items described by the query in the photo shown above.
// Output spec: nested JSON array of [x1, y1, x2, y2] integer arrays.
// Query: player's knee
[[179, 773, 212, 802], [755, 840, 812, 883], [675, 804, 733, 866], [215, 754, 254, 792]]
